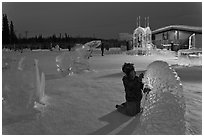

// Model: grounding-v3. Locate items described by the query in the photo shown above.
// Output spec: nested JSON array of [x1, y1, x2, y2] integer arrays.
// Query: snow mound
[[140, 60, 186, 134], [56, 40, 101, 75], [2, 56, 46, 116], [177, 49, 202, 66]]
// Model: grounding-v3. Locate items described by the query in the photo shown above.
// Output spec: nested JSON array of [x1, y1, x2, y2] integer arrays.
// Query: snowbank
[[178, 49, 202, 66]]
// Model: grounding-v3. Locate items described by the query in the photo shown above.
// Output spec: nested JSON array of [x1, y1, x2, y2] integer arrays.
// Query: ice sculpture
[[56, 40, 101, 75], [139, 60, 186, 134], [2, 56, 45, 116], [178, 49, 202, 66], [52, 44, 61, 51]]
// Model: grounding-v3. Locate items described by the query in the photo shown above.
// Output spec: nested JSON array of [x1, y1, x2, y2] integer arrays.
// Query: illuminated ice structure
[[2, 57, 45, 116], [177, 49, 202, 66], [56, 40, 101, 75], [52, 44, 61, 51], [140, 61, 186, 134]]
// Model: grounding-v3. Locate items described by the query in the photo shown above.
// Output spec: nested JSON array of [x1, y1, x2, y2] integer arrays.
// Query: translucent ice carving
[[56, 40, 101, 75], [2, 57, 45, 115], [52, 44, 61, 51], [140, 60, 186, 134]]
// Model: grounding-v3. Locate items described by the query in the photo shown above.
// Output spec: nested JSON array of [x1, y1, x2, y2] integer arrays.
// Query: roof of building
[[152, 25, 202, 34]]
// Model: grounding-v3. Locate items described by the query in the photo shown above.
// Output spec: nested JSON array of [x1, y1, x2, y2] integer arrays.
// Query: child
[[116, 63, 150, 116]]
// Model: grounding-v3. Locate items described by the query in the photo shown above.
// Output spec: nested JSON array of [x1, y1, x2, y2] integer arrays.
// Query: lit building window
[[163, 32, 168, 40], [175, 30, 179, 40]]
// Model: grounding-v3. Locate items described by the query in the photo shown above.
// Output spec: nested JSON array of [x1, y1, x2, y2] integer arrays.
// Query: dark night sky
[[2, 2, 202, 39]]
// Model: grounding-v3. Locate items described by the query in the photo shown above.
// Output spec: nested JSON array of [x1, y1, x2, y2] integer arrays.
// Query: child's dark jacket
[[122, 75, 144, 102]]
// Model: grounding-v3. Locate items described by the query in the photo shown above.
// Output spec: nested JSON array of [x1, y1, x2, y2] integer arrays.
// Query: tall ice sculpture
[[2, 56, 45, 116]]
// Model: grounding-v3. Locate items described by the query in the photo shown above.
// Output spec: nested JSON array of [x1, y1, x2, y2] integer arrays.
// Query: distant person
[[105, 44, 109, 51], [116, 63, 151, 116], [20, 46, 23, 53], [126, 41, 129, 51], [101, 43, 104, 56], [68, 44, 71, 51], [170, 41, 174, 51]]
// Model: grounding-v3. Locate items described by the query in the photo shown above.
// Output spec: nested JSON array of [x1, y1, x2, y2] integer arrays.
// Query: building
[[119, 19, 202, 52], [152, 25, 202, 51]]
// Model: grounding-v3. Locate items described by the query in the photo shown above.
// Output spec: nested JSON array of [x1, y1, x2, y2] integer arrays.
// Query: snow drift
[[177, 49, 202, 66]]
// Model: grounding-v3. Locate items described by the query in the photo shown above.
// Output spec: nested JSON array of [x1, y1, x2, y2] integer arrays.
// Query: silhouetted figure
[[20, 45, 23, 53], [116, 63, 150, 116], [126, 41, 129, 51], [170, 41, 174, 51], [68, 44, 71, 51], [105, 44, 109, 51], [101, 43, 104, 56]]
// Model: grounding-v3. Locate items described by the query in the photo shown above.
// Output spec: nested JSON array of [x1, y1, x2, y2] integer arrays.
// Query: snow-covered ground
[[2, 50, 202, 135]]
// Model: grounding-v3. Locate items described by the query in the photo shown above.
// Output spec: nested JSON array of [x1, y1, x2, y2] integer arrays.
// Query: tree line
[[2, 14, 122, 51], [2, 14, 18, 45]]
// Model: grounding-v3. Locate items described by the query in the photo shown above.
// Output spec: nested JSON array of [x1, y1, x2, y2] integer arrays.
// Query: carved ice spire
[[137, 17, 138, 28], [147, 17, 150, 27], [145, 17, 147, 28]]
